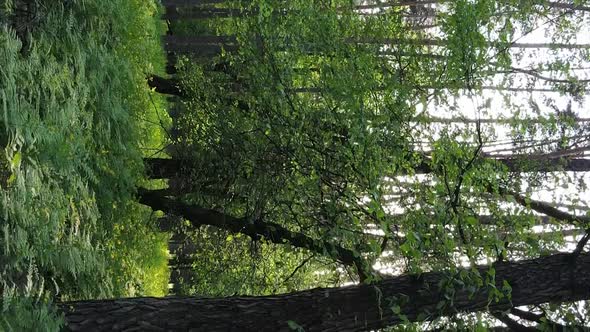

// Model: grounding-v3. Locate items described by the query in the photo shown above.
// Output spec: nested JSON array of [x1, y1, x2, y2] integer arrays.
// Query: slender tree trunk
[[162, 35, 590, 54], [169, 267, 193, 295], [163, 35, 238, 56], [413, 157, 590, 174], [418, 116, 590, 124], [138, 188, 373, 281], [143, 157, 590, 179], [60, 252, 590, 331], [355, 0, 590, 12], [161, 0, 226, 5], [161, 7, 435, 21], [163, 7, 250, 20], [147, 75, 183, 96], [166, 52, 177, 75], [144, 157, 182, 179], [290, 85, 578, 94]]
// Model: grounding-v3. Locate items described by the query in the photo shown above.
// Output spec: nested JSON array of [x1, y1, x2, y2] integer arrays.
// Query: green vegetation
[[2, 0, 590, 330], [0, 0, 170, 329]]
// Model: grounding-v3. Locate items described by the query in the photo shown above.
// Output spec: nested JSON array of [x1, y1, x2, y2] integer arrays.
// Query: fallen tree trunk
[[60, 252, 590, 331]]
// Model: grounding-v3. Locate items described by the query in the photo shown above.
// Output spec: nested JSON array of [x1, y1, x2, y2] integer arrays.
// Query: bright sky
[[349, 1, 590, 328], [360, 0, 590, 279]]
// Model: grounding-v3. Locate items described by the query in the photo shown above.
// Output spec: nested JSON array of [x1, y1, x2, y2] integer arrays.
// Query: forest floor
[[0, 0, 171, 328]]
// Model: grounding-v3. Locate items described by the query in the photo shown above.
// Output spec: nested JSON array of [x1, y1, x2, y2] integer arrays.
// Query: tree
[[60, 252, 590, 331], [139, 188, 375, 281], [134, 0, 590, 329]]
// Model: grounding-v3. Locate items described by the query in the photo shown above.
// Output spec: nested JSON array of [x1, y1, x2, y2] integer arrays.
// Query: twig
[[282, 254, 315, 285]]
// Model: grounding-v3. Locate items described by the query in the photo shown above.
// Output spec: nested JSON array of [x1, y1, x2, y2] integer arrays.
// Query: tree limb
[[138, 188, 374, 282]]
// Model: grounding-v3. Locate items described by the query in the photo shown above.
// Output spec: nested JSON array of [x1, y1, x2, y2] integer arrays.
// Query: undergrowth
[[0, 0, 170, 329]]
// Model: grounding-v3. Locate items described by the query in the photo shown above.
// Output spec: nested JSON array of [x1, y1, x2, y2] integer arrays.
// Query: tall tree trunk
[[169, 266, 193, 295], [161, 0, 226, 5], [143, 157, 590, 179], [162, 35, 590, 54], [412, 157, 590, 174], [60, 252, 590, 331], [291, 85, 586, 94], [166, 52, 178, 74], [147, 75, 183, 96], [163, 7, 248, 20], [163, 35, 238, 56], [355, 0, 590, 13], [144, 157, 182, 179]]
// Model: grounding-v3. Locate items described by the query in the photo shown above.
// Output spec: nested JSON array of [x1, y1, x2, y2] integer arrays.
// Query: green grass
[[0, 0, 171, 329]]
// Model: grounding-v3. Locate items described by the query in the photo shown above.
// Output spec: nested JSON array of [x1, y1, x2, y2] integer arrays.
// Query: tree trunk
[[163, 7, 248, 20], [138, 188, 373, 281], [412, 157, 590, 174], [148, 75, 183, 96], [143, 158, 590, 182], [169, 267, 193, 295], [163, 35, 238, 56], [166, 52, 177, 74], [355, 0, 590, 13], [162, 35, 590, 54], [161, 0, 226, 5], [144, 157, 182, 179], [60, 252, 590, 331]]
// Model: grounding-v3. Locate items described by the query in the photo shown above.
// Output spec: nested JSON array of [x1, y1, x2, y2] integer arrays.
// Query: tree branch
[[491, 312, 536, 332], [138, 188, 374, 282]]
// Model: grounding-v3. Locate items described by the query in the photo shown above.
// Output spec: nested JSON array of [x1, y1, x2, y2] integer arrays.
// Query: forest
[[1, 0, 590, 330]]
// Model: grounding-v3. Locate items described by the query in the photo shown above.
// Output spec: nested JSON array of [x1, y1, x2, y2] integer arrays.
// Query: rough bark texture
[[144, 157, 590, 180], [60, 252, 590, 331], [138, 188, 372, 281]]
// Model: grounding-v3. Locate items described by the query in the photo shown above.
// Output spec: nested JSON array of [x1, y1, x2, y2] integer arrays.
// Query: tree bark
[[355, 0, 590, 13], [161, 0, 226, 6], [163, 7, 248, 20], [138, 188, 373, 281], [148, 75, 183, 96], [60, 252, 590, 331], [163, 35, 238, 56], [504, 189, 590, 225], [162, 35, 590, 54], [166, 52, 178, 74], [144, 157, 182, 179], [412, 157, 590, 174], [144, 157, 590, 180], [170, 267, 193, 295]]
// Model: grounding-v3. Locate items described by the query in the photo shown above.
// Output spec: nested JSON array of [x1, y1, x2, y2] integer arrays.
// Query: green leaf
[[11, 152, 21, 169], [287, 320, 304, 331]]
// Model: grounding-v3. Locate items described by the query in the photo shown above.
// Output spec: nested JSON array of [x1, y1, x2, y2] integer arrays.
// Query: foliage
[[2, 0, 590, 329], [164, 0, 590, 329], [0, 0, 169, 328], [171, 227, 338, 296]]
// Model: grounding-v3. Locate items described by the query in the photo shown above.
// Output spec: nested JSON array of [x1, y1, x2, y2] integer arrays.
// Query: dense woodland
[[2, 0, 590, 330]]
